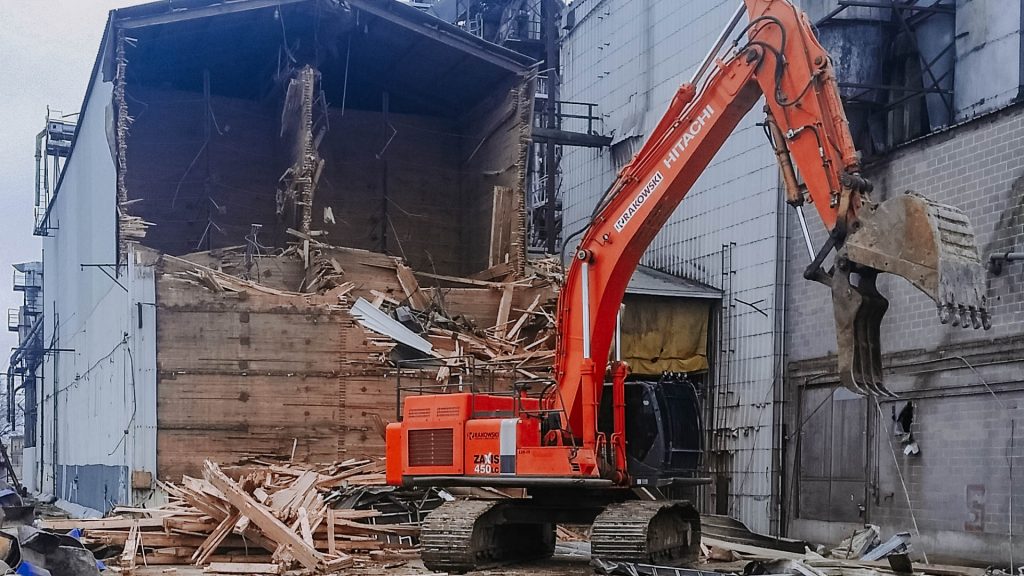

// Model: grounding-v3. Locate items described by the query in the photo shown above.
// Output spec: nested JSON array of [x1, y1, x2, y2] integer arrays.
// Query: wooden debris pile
[[50, 458, 425, 574], [388, 259, 564, 380], [164, 239, 565, 380]]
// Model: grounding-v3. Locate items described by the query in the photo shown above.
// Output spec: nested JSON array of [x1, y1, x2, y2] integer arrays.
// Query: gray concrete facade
[[784, 104, 1024, 564], [559, 0, 1024, 559]]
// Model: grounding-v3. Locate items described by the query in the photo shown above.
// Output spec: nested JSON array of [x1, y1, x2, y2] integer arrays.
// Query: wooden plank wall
[[316, 109, 464, 274], [154, 251, 397, 481], [126, 78, 532, 278], [126, 87, 284, 256]]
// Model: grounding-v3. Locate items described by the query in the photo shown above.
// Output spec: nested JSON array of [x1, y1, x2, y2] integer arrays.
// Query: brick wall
[[787, 104, 1024, 363], [784, 104, 1024, 564]]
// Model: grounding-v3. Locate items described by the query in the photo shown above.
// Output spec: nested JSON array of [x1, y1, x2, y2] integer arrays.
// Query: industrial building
[[784, 1, 1024, 564], [3, 0, 1021, 570], [7, 0, 689, 517], [558, 0, 1021, 565], [13, 0, 538, 513]]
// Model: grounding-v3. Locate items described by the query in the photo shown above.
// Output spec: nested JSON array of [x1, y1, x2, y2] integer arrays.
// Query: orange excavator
[[386, 0, 990, 571]]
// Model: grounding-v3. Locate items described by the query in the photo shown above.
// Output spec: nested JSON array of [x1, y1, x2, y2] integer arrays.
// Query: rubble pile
[[169, 241, 564, 383], [592, 520, 994, 576], [46, 458, 432, 574]]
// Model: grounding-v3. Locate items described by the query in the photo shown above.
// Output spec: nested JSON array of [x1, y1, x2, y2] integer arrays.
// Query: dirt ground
[[131, 556, 595, 576]]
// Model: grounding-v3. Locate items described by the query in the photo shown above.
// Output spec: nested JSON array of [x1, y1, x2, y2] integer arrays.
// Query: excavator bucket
[[833, 192, 990, 396]]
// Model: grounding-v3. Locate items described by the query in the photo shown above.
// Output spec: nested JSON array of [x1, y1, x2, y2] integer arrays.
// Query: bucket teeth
[[845, 192, 991, 332]]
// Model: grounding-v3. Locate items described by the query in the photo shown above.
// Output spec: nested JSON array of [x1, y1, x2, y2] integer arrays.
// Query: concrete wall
[[784, 104, 1024, 564], [39, 65, 158, 511], [559, 0, 785, 533]]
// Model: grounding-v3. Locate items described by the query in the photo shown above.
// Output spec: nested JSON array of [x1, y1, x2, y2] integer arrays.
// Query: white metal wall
[[560, 0, 785, 533], [38, 53, 157, 511]]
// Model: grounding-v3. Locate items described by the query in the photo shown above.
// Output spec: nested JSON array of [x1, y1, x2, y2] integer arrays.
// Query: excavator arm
[[550, 0, 990, 439]]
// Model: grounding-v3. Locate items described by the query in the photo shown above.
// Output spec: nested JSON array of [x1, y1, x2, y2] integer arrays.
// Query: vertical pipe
[[34, 130, 46, 209], [542, 0, 560, 254], [51, 306, 58, 494], [795, 207, 815, 262], [690, 3, 746, 85], [581, 260, 591, 359], [614, 305, 622, 362]]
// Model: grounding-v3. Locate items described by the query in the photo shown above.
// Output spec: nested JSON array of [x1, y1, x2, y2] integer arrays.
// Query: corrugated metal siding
[[560, 0, 783, 533], [39, 67, 158, 509]]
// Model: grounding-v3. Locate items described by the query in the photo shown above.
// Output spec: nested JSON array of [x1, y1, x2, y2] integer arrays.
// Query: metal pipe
[[689, 2, 746, 85], [582, 260, 591, 359], [990, 252, 1024, 276], [614, 305, 622, 362], [795, 207, 815, 261], [34, 129, 46, 208]]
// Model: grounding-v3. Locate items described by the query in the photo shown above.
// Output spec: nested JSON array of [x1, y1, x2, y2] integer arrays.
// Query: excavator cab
[[598, 375, 704, 485], [826, 192, 990, 396]]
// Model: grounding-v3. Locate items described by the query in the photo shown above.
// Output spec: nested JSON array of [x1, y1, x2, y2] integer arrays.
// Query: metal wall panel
[[560, 0, 784, 533], [39, 63, 158, 509], [951, 0, 1022, 120]]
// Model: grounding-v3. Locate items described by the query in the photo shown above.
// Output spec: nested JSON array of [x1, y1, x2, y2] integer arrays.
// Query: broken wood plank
[[505, 293, 541, 340], [298, 507, 314, 548], [495, 284, 514, 333], [203, 460, 324, 571], [326, 508, 336, 556], [316, 459, 385, 487], [414, 271, 508, 287], [41, 517, 166, 530], [141, 554, 275, 566], [331, 517, 420, 537], [110, 506, 200, 517], [396, 263, 430, 310], [470, 262, 514, 282], [203, 562, 282, 574], [192, 510, 241, 565], [121, 521, 141, 571], [324, 554, 355, 570]]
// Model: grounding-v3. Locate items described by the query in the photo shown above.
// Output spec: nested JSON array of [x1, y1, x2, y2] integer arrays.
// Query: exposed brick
[[786, 105, 1024, 563]]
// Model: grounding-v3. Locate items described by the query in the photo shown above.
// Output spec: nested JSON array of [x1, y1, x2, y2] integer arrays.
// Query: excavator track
[[591, 500, 701, 565], [420, 499, 555, 573]]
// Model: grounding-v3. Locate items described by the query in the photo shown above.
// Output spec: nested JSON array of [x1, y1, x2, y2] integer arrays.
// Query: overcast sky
[[0, 1, 138, 358]]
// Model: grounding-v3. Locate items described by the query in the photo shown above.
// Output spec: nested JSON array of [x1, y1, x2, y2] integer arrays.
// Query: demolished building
[[15, 0, 704, 517], [24, 0, 540, 512]]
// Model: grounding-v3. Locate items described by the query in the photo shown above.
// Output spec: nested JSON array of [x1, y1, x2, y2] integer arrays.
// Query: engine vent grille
[[407, 407, 431, 419], [408, 428, 454, 467], [435, 406, 460, 418]]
